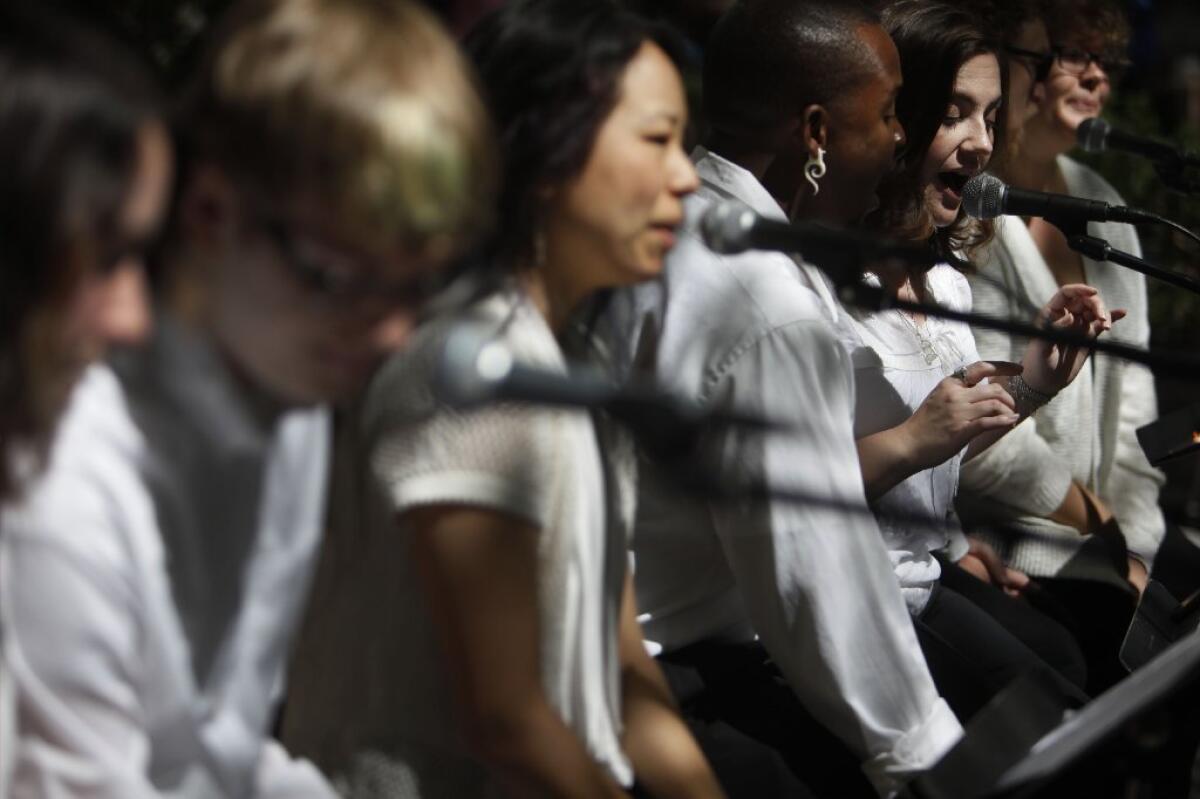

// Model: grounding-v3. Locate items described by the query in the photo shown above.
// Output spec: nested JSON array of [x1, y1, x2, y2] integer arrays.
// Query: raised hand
[[1022, 284, 1125, 395]]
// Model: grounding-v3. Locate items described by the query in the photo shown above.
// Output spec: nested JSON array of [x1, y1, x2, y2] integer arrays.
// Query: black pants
[[656, 640, 875, 799], [915, 559, 1090, 722]]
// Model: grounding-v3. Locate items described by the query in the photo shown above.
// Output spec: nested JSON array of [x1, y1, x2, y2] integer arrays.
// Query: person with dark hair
[[843, 0, 1129, 720], [959, 0, 1054, 172], [0, 3, 169, 503], [281, 1, 722, 797], [956, 0, 1173, 694], [0, 4, 172, 793], [601, 1, 965, 796], [0, 0, 494, 794]]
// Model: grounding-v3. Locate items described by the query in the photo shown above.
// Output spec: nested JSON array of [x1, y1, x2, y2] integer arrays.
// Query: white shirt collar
[[691, 146, 843, 322]]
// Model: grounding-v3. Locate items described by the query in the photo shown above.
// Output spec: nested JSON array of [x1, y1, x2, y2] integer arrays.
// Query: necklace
[[898, 310, 941, 366]]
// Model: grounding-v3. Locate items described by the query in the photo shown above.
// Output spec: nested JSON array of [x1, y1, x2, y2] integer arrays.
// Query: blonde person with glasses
[[281, 1, 723, 797], [0, 0, 494, 795], [957, 0, 1168, 695]]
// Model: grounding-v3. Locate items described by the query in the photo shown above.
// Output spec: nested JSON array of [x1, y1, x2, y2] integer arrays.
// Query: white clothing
[[958, 156, 1166, 575], [838, 265, 977, 613], [0, 317, 335, 799], [600, 147, 962, 798], [283, 290, 634, 796]]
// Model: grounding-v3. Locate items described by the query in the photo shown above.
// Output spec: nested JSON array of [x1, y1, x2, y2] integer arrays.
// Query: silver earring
[[805, 147, 827, 196]]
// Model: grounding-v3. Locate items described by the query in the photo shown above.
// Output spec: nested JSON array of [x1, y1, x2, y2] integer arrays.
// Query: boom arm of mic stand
[[1066, 233, 1200, 295], [836, 280, 1200, 381]]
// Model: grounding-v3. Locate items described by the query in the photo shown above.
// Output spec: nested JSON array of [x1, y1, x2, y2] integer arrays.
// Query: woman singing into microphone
[[282, 1, 723, 797], [841, 0, 1124, 720]]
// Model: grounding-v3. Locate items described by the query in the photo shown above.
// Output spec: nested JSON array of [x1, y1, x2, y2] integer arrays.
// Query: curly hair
[[464, 0, 687, 268], [1042, 0, 1130, 55]]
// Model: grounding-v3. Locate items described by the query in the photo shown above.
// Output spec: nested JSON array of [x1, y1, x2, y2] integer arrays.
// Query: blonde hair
[[180, 0, 495, 258]]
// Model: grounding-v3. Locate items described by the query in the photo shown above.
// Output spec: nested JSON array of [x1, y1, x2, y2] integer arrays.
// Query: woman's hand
[[900, 360, 1022, 471], [957, 536, 1030, 597], [1021, 284, 1125, 395]]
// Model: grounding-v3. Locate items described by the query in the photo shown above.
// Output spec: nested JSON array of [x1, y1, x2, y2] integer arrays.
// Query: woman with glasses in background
[[956, 0, 1168, 695]]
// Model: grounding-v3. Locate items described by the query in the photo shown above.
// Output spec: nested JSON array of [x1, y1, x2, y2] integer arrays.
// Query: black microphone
[[961, 173, 1155, 226], [1077, 117, 1200, 167], [434, 321, 787, 458], [699, 201, 939, 271]]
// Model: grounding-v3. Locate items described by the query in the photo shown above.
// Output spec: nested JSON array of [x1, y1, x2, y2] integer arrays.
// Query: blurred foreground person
[[282, 1, 723, 797], [601, 1, 962, 796], [0, 3, 169, 793], [956, 0, 1171, 694], [0, 0, 493, 795]]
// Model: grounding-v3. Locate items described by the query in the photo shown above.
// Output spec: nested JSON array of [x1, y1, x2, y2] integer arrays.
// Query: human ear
[[178, 164, 240, 251], [798, 104, 830, 159]]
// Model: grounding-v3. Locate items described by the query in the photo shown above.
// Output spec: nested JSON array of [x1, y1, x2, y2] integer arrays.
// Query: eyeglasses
[[1005, 45, 1054, 83], [254, 214, 468, 316], [1051, 45, 1131, 81]]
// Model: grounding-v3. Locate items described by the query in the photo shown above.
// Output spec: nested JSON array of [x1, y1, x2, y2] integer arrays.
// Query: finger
[[961, 360, 1020, 386], [1111, 309, 1127, 322], [970, 413, 1021, 433], [966, 382, 1016, 410], [1004, 568, 1031, 590], [984, 360, 1023, 378]]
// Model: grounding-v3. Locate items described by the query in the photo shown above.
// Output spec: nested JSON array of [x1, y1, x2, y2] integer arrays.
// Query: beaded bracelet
[[1009, 375, 1054, 417]]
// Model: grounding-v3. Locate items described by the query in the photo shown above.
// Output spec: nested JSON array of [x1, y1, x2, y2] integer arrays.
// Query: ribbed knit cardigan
[[956, 156, 1166, 578]]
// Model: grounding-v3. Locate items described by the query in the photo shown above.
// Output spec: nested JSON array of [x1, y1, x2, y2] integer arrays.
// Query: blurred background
[[69, 0, 1200, 517]]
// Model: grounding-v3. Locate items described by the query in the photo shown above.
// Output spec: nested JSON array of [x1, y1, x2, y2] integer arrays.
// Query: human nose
[[961, 117, 993, 165], [668, 143, 699, 196], [1080, 57, 1108, 88], [93, 263, 151, 346]]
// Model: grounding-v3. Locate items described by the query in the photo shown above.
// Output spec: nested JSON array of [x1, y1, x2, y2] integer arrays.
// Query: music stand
[[991, 629, 1200, 797]]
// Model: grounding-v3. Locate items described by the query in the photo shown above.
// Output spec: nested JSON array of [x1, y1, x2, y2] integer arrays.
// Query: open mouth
[[935, 171, 970, 201]]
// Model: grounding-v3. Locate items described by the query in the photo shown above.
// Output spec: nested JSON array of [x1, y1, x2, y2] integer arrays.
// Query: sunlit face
[[1037, 32, 1114, 151], [29, 121, 169, 418], [921, 53, 1002, 228], [815, 24, 906, 225], [543, 41, 698, 290]]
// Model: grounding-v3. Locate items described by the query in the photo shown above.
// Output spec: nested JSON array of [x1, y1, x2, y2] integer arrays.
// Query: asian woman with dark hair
[[282, 1, 721, 797]]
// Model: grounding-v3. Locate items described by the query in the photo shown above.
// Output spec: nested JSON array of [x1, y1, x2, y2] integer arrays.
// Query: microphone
[[434, 321, 787, 458], [1077, 117, 1200, 167], [961, 173, 1155, 226], [699, 201, 939, 272]]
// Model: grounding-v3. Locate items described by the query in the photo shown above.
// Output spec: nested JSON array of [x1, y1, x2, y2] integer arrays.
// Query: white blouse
[[0, 317, 334, 798], [283, 290, 633, 796], [838, 264, 978, 613]]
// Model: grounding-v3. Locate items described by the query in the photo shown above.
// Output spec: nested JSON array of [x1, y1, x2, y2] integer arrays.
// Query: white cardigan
[[957, 156, 1166, 577]]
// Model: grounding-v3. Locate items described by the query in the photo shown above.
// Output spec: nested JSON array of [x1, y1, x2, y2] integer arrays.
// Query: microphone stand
[[828, 275, 1200, 381], [1029, 211, 1200, 296]]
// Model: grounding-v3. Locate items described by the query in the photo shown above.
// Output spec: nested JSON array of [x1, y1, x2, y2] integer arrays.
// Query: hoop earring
[[804, 147, 827, 196]]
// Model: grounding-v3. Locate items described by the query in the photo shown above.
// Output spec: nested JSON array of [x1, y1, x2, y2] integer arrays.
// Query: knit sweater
[[957, 156, 1166, 578]]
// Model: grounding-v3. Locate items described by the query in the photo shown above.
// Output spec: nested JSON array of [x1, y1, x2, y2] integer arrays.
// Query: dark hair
[[959, 0, 1044, 46], [869, 0, 1004, 266], [702, 0, 880, 153], [464, 0, 687, 267], [1042, 0, 1130, 55], [0, 2, 160, 500]]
